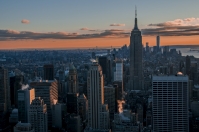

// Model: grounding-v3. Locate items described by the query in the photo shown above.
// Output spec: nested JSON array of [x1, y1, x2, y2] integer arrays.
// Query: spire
[[135, 5, 137, 18], [134, 6, 138, 30]]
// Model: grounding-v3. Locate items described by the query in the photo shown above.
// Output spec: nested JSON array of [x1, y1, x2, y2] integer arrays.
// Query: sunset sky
[[0, 0, 199, 49]]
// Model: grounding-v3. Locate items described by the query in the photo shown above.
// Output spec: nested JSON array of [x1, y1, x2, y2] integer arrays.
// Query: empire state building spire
[[134, 6, 138, 30], [129, 6, 143, 90]]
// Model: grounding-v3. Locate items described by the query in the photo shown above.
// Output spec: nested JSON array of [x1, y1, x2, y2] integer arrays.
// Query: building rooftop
[[153, 74, 188, 81], [15, 121, 32, 130]]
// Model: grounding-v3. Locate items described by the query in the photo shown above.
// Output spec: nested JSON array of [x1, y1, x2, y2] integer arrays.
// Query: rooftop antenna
[[134, 5, 138, 29], [135, 5, 137, 18]]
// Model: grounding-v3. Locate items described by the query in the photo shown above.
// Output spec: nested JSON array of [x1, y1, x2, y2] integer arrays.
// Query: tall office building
[[145, 42, 150, 53], [30, 80, 58, 127], [163, 46, 170, 55], [113, 81, 123, 100], [129, 8, 143, 90], [179, 60, 185, 73], [104, 86, 115, 121], [9, 71, 24, 107], [186, 56, 191, 75], [52, 103, 66, 129], [78, 94, 88, 122], [28, 97, 48, 132], [43, 64, 54, 80], [190, 61, 198, 85], [86, 63, 110, 131], [67, 93, 79, 114], [98, 56, 112, 84], [0, 67, 10, 112], [114, 60, 123, 82], [156, 35, 160, 50], [68, 63, 78, 93], [18, 87, 35, 123], [15, 75, 24, 108], [152, 73, 189, 132]]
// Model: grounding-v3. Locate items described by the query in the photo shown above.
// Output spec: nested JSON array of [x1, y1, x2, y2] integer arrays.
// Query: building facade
[[68, 63, 78, 93], [156, 35, 160, 51], [129, 9, 143, 90], [114, 60, 123, 82], [152, 74, 189, 132], [0, 67, 10, 112], [28, 97, 48, 132], [30, 80, 58, 127], [43, 64, 54, 80], [104, 86, 115, 121], [18, 88, 35, 123], [87, 63, 110, 130]]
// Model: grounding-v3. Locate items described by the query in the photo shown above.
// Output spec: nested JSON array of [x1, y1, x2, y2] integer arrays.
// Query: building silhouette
[[30, 80, 58, 128], [152, 73, 189, 132], [78, 94, 88, 122], [67, 93, 79, 114], [68, 63, 78, 93], [186, 55, 191, 75], [98, 56, 112, 85], [28, 97, 48, 132], [0, 67, 10, 112], [129, 8, 143, 90], [9, 71, 24, 108], [43, 64, 54, 80], [114, 60, 123, 82], [18, 87, 35, 123], [86, 62, 110, 131], [52, 103, 66, 129], [156, 35, 160, 51], [104, 86, 115, 121]]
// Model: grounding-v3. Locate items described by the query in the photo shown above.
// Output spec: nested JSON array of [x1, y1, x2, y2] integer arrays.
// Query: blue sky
[[1, 0, 199, 33]]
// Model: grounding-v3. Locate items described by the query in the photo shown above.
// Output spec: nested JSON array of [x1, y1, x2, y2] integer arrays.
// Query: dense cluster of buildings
[[0, 11, 199, 132]]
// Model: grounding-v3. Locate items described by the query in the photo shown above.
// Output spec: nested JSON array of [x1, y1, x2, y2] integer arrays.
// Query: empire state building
[[129, 9, 143, 90]]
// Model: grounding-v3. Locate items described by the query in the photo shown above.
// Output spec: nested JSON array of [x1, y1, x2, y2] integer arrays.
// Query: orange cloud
[[21, 19, 30, 24], [80, 27, 89, 30], [110, 23, 125, 26]]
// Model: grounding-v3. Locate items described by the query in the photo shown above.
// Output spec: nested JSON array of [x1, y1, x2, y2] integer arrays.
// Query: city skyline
[[0, 1, 199, 49]]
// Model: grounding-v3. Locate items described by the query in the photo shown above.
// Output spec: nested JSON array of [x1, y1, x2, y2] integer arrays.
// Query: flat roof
[[152, 75, 188, 81]]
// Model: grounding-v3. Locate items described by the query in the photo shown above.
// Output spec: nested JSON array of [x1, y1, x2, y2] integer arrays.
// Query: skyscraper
[[156, 35, 160, 51], [152, 73, 189, 132], [9, 71, 24, 108], [18, 87, 35, 123], [28, 97, 48, 132], [78, 94, 88, 122], [114, 60, 123, 82], [104, 85, 115, 121], [52, 103, 66, 129], [145, 42, 150, 53], [129, 8, 143, 90], [43, 64, 54, 80], [186, 55, 191, 76], [86, 62, 110, 131], [30, 80, 58, 127], [0, 67, 10, 112], [68, 63, 78, 93], [98, 56, 112, 84], [67, 93, 79, 114]]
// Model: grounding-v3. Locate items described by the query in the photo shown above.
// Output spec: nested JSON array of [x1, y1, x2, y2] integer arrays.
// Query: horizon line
[[0, 44, 199, 51]]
